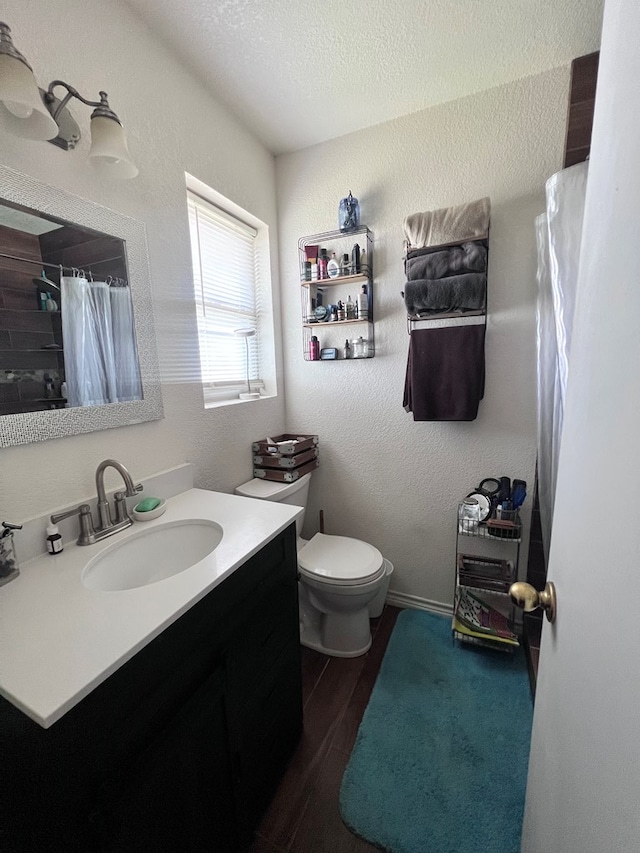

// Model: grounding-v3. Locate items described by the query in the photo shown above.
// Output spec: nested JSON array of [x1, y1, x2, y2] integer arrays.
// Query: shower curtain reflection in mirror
[[61, 275, 142, 408]]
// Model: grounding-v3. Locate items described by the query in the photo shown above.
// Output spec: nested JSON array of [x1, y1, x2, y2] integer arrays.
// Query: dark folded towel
[[405, 241, 487, 281], [403, 325, 485, 421], [404, 273, 486, 316]]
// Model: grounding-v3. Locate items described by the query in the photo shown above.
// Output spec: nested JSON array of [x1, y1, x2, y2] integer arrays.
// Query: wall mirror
[[0, 165, 163, 446]]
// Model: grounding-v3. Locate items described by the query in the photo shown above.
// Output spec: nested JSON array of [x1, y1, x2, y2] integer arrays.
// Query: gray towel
[[404, 273, 486, 316], [405, 242, 487, 281]]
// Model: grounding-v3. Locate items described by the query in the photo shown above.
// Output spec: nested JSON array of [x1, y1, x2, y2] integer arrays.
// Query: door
[[521, 1, 640, 850]]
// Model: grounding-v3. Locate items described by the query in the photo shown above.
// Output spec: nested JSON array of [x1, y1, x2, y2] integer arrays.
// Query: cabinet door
[[92, 664, 239, 853], [235, 638, 303, 833]]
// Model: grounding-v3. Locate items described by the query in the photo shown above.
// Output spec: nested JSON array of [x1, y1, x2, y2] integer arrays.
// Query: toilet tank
[[234, 473, 311, 538]]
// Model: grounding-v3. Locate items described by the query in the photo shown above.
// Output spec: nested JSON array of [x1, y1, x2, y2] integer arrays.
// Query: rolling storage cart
[[452, 507, 522, 651]]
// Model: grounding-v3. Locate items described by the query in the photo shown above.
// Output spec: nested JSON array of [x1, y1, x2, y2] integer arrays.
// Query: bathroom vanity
[[0, 490, 302, 852]]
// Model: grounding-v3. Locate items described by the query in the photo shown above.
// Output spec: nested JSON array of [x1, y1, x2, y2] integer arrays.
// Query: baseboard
[[385, 590, 452, 617]]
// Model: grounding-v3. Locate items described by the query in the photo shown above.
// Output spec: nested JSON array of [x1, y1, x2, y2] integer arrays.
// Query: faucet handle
[[114, 491, 132, 524], [50, 503, 91, 524], [50, 504, 96, 546]]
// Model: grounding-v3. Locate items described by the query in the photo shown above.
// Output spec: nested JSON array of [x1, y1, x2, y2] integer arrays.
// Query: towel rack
[[402, 233, 489, 334], [405, 310, 486, 335]]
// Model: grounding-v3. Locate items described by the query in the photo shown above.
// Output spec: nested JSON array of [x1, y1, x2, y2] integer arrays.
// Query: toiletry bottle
[[344, 339, 351, 359], [357, 284, 368, 320], [360, 246, 368, 274], [309, 335, 320, 360], [46, 524, 63, 555], [351, 243, 361, 275], [346, 294, 356, 320], [327, 252, 340, 278], [340, 253, 350, 276], [44, 374, 55, 398], [46, 292, 58, 311], [318, 249, 328, 280], [304, 261, 312, 281], [337, 300, 345, 321], [329, 305, 338, 321]]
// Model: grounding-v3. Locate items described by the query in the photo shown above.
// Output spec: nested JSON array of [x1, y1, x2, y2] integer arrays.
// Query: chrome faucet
[[50, 459, 142, 546], [95, 459, 142, 532]]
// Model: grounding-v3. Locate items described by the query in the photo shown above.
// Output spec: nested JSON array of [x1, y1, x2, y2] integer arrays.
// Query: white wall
[[0, 0, 285, 521], [276, 68, 569, 607]]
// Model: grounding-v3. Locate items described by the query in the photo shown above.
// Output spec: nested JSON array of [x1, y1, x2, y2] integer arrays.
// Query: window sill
[[204, 393, 276, 411]]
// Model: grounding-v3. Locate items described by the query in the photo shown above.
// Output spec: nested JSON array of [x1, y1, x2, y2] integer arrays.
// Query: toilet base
[[299, 588, 373, 658], [300, 617, 372, 658]]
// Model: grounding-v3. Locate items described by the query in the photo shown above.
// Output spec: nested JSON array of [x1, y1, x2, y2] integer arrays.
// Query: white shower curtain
[[61, 276, 141, 407], [110, 286, 142, 402], [535, 161, 588, 560]]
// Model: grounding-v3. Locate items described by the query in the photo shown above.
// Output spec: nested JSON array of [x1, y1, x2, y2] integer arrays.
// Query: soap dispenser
[[0, 521, 22, 586]]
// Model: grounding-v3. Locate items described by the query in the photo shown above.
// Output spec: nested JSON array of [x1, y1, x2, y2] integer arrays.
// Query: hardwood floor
[[250, 606, 400, 853]]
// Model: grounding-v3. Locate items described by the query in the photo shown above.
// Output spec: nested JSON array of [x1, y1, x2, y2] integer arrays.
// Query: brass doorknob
[[509, 581, 557, 624]]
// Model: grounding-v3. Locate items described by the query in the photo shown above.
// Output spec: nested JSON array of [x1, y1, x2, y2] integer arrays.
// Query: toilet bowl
[[234, 473, 388, 657]]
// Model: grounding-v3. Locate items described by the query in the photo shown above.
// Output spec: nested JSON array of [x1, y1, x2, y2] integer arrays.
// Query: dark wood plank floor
[[250, 606, 400, 853]]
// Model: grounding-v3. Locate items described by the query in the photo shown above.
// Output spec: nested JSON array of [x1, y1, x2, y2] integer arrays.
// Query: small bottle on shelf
[[353, 336, 366, 358], [327, 253, 340, 278], [357, 285, 368, 320], [318, 249, 329, 280], [344, 339, 351, 359], [44, 374, 56, 398], [340, 253, 350, 276], [345, 295, 356, 320], [351, 243, 361, 275], [309, 335, 320, 360], [337, 300, 345, 321]]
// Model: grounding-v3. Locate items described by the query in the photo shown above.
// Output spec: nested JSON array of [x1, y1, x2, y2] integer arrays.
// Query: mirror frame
[[0, 165, 163, 447]]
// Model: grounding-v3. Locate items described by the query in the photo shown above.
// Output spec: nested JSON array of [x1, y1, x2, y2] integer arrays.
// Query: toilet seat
[[298, 533, 385, 586]]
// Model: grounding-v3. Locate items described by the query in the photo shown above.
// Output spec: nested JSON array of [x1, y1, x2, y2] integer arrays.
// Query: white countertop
[[0, 489, 301, 729]]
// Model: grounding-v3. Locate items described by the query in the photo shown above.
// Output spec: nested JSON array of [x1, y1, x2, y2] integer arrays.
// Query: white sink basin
[[82, 519, 223, 591]]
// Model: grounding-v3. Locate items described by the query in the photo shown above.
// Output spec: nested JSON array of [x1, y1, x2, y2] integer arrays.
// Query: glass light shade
[[88, 114, 138, 180], [0, 54, 58, 140]]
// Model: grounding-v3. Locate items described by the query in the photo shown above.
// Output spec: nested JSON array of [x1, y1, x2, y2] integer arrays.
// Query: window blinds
[[187, 192, 261, 387]]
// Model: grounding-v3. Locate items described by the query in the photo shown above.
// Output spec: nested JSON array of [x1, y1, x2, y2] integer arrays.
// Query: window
[[187, 188, 268, 404]]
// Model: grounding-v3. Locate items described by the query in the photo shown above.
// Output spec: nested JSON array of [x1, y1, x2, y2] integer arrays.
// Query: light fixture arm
[[44, 82, 121, 125]]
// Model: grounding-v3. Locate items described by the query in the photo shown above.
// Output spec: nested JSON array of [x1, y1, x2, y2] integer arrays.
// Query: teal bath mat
[[339, 609, 532, 853]]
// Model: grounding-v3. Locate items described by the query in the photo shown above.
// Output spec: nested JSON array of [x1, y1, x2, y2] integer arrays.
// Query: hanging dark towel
[[403, 325, 485, 421]]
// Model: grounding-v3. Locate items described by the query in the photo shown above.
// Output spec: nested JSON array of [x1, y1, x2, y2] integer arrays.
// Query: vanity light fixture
[[0, 22, 138, 179]]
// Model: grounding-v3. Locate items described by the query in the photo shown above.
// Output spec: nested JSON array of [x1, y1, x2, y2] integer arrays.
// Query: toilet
[[234, 472, 388, 657]]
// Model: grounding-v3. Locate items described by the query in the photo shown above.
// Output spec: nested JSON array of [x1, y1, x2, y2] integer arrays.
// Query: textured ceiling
[[124, 0, 603, 154]]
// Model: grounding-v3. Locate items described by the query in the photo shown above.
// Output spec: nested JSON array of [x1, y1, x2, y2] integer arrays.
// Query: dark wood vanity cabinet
[[0, 523, 302, 853]]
